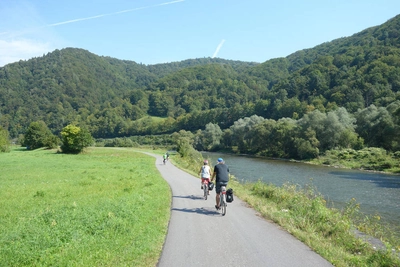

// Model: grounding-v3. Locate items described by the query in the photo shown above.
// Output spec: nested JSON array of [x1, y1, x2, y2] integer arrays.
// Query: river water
[[202, 152, 400, 233]]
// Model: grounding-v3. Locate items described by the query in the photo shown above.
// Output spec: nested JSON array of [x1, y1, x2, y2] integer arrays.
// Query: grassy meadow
[[0, 147, 171, 266]]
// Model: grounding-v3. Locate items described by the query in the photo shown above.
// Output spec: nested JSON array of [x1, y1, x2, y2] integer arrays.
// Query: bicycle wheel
[[221, 194, 226, 216], [204, 184, 208, 200]]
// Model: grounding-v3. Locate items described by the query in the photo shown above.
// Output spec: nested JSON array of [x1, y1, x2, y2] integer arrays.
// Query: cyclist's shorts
[[216, 182, 228, 194], [201, 178, 210, 183]]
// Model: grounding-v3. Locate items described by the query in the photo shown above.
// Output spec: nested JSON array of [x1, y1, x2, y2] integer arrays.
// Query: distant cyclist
[[199, 160, 212, 192], [163, 153, 168, 164], [211, 158, 229, 210]]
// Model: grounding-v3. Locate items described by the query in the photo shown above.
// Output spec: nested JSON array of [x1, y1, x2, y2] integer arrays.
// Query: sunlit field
[[0, 147, 171, 266]]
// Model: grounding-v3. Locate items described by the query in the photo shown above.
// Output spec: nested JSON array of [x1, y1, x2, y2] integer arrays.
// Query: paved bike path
[[148, 154, 333, 267]]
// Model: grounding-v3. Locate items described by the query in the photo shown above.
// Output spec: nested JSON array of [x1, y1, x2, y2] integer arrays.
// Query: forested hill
[[0, 14, 400, 139]]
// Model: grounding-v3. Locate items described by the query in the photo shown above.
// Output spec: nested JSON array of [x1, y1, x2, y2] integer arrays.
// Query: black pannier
[[208, 182, 214, 191], [226, 188, 234, 203]]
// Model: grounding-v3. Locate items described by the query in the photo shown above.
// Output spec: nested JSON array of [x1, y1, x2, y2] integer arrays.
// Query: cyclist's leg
[[215, 182, 221, 208], [201, 177, 207, 189], [205, 178, 210, 194]]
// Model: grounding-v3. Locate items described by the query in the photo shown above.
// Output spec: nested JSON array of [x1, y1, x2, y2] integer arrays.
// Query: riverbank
[[306, 147, 400, 175], [217, 146, 400, 175], [169, 149, 400, 267]]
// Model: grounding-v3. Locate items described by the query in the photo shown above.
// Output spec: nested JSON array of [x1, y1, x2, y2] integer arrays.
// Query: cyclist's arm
[[211, 172, 216, 181]]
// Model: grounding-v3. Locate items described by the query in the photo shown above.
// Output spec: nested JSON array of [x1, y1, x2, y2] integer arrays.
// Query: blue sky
[[1, 0, 399, 67]]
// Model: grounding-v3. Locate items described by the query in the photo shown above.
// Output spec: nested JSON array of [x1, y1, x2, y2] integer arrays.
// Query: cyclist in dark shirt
[[211, 158, 229, 210]]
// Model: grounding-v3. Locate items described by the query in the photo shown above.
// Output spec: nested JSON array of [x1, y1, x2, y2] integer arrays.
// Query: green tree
[[229, 115, 265, 153], [148, 91, 174, 117], [355, 104, 396, 150], [0, 126, 10, 152], [23, 121, 59, 150], [60, 124, 93, 153], [246, 119, 276, 154], [294, 138, 319, 159], [297, 108, 358, 152], [198, 123, 223, 151]]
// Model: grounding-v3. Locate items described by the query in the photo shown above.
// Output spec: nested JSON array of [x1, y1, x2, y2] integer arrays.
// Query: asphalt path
[[149, 154, 333, 267]]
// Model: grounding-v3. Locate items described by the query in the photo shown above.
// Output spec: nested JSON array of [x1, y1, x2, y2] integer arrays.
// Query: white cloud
[[0, 39, 53, 67]]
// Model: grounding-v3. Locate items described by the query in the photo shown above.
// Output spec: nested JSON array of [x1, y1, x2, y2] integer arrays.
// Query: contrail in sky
[[212, 39, 225, 58], [46, 0, 185, 27]]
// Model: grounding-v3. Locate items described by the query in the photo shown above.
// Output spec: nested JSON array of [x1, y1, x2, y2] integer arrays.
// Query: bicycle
[[163, 158, 166, 165], [203, 179, 209, 200], [219, 185, 227, 216]]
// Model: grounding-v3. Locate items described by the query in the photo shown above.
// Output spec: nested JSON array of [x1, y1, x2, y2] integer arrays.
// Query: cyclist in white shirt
[[199, 160, 212, 192]]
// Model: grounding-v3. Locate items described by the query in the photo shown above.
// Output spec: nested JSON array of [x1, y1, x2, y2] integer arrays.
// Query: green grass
[[171, 152, 400, 267], [309, 147, 400, 174], [0, 147, 171, 266], [136, 116, 167, 124], [5, 145, 397, 266], [224, 177, 400, 266]]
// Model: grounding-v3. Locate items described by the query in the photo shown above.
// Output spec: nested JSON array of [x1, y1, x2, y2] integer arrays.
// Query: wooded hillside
[[0, 14, 399, 150]]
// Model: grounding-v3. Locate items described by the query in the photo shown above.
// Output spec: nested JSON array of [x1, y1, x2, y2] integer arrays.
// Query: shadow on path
[[172, 207, 221, 216], [173, 195, 205, 200]]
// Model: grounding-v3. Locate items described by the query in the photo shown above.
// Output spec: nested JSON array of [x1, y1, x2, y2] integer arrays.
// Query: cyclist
[[198, 160, 212, 193], [163, 153, 168, 164], [211, 158, 229, 210]]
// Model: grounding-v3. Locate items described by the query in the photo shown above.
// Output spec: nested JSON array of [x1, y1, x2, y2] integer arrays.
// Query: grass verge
[[171, 152, 400, 267], [0, 147, 171, 266]]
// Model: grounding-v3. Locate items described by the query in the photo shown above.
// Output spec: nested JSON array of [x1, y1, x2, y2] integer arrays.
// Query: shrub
[[60, 125, 93, 153], [104, 137, 137, 147], [22, 121, 59, 150], [0, 126, 10, 152]]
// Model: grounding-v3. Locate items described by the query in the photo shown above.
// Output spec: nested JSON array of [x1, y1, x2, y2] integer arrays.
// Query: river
[[202, 152, 400, 233]]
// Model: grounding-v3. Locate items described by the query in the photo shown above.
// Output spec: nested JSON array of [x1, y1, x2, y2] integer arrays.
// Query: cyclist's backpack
[[226, 188, 234, 203], [208, 182, 214, 191]]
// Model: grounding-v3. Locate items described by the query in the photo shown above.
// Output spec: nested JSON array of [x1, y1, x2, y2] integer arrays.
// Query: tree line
[[1, 15, 400, 162]]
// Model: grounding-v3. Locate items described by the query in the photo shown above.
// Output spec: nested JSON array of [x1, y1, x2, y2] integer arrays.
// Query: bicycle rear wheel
[[204, 184, 208, 200], [221, 194, 226, 216]]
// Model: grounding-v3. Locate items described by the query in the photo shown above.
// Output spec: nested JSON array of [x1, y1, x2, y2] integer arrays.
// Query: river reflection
[[202, 152, 400, 231]]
